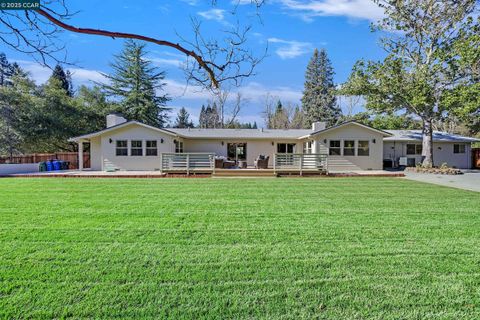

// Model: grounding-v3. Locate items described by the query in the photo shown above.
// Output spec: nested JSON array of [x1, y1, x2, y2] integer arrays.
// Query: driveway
[[404, 170, 480, 192]]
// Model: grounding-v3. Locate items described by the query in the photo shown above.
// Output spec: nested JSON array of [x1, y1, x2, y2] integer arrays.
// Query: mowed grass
[[0, 178, 479, 319]]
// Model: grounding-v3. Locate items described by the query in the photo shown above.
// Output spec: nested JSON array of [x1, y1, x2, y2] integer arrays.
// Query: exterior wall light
[[221, 141, 224, 146], [372, 139, 376, 143], [109, 138, 113, 144], [161, 138, 164, 144]]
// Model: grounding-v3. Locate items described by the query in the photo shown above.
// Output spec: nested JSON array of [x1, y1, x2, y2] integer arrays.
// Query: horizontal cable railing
[[160, 153, 215, 173], [274, 153, 328, 173]]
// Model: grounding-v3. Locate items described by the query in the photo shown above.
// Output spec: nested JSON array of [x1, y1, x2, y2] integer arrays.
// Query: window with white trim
[[406, 144, 422, 155], [329, 140, 341, 156], [303, 141, 313, 154], [343, 140, 355, 156], [277, 143, 296, 154], [116, 140, 128, 156], [131, 140, 143, 156], [175, 140, 184, 153], [453, 144, 465, 154], [146, 140, 158, 156], [358, 140, 370, 156]]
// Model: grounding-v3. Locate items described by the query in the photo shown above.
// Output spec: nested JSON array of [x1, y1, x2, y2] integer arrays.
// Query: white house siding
[[313, 124, 385, 171], [383, 141, 472, 169], [184, 139, 303, 167], [97, 125, 176, 171]]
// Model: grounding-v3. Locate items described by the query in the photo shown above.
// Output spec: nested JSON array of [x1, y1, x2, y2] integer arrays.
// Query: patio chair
[[215, 157, 225, 169], [254, 155, 269, 169]]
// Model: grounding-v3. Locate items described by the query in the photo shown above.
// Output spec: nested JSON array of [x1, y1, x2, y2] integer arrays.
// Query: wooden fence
[[0, 152, 90, 169]]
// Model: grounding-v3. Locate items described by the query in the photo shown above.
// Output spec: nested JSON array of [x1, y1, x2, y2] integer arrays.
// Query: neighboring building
[[69, 114, 479, 171]]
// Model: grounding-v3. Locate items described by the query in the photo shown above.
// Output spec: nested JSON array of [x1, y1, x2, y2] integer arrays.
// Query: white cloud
[[148, 57, 185, 68], [280, 0, 385, 21], [163, 79, 212, 100], [267, 37, 312, 59], [14, 60, 107, 86], [197, 8, 226, 21], [237, 81, 302, 103], [180, 0, 199, 5]]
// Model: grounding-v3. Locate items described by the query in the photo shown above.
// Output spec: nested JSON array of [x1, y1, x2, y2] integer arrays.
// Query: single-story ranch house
[[70, 113, 479, 172]]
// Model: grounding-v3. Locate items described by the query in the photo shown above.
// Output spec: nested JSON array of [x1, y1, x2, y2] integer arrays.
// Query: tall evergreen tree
[[101, 40, 171, 127], [175, 107, 194, 128], [199, 105, 207, 128], [51, 65, 73, 97], [0, 53, 14, 87], [290, 106, 306, 129], [269, 100, 289, 129], [302, 48, 341, 127], [211, 102, 221, 128]]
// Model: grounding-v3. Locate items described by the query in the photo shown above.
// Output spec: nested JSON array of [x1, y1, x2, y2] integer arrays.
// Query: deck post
[[273, 154, 276, 174], [299, 154, 303, 176], [186, 153, 190, 175], [159, 153, 163, 174], [78, 140, 84, 171], [211, 155, 215, 174]]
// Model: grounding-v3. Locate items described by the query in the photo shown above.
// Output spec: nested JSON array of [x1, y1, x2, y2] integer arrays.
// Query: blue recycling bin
[[46, 161, 53, 171], [53, 160, 61, 171]]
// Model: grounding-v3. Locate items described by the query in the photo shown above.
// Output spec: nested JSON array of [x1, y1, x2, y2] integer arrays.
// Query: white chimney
[[106, 113, 127, 128], [312, 121, 326, 132]]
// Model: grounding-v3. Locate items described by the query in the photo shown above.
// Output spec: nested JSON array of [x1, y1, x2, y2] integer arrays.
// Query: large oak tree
[[343, 0, 479, 167]]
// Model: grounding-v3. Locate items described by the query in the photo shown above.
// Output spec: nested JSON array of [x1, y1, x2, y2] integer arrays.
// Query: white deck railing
[[274, 153, 328, 174], [160, 153, 215, 174]]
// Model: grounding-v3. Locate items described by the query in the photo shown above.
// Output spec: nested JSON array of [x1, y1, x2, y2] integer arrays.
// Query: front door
[[227, 143, 247, 161]]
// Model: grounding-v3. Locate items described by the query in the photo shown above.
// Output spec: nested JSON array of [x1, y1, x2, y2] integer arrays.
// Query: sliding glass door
[[227, 143, 247, 161]]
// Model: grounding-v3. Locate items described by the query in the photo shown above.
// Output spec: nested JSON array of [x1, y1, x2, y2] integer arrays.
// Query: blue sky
[[4, 0, 388, 126]]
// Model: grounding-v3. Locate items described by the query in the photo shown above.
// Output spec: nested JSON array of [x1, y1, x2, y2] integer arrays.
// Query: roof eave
[[68, 121, 179, 142]]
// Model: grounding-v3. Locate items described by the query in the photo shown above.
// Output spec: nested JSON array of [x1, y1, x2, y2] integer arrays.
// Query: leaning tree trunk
[[422, 118, 434, 168]]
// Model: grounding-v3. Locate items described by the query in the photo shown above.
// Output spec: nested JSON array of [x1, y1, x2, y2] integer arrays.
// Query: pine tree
[[199, 105, 206, 128], [51, 65, 73, 97], [211, 102, 221, 128], [101, 40, 171, 127], [270, 100, 290, 129], [290, 106, 306, 129], [302, 48, 341, 127], [175, 107, 194, 128], [252, 121, 258, 129], [0, 53, 14, 87]]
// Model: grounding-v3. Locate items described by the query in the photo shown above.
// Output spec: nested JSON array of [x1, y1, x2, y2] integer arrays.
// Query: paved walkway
[[404, 170, 480, 192]]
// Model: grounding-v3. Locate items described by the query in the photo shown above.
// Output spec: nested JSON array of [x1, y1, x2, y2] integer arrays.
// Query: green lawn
[[0, 178, 479, 319]]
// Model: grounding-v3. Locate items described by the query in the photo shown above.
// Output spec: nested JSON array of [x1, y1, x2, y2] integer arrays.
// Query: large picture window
[[453, 144, 465, 154], [116, 140, 128, 156], [277, 143, 296, 154], [406, 144, 422, 155], [131, 140, 143, 156], [146, 140, 158, 156], [343, 140, 355, 156], [357, 140, 370, 156], [329, 140, 341, 156]]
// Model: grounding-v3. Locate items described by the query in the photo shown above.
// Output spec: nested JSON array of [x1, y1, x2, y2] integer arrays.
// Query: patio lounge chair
[[254, 155, 269, 169]]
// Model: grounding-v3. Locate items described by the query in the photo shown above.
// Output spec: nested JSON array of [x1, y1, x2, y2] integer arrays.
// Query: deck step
[[213, 169, 277, 177]]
